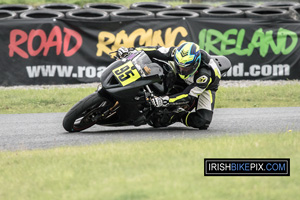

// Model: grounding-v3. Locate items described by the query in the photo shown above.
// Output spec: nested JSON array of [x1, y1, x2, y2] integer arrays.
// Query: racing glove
[[151, 96, 169, 107], [117, 47, 129, 58]]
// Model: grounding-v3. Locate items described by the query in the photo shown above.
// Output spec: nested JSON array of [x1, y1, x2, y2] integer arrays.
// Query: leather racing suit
[[135, 46, 222, 129]]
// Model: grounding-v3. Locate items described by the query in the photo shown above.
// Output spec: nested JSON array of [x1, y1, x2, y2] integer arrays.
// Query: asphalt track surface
[[0, 107, 299, 151]]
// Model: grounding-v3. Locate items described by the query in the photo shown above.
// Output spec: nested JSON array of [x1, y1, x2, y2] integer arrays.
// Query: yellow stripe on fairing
[[169, 94, 188, 103]]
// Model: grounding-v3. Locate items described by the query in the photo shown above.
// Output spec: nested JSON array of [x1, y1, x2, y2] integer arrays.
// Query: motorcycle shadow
[[71, 125, 201, 135]]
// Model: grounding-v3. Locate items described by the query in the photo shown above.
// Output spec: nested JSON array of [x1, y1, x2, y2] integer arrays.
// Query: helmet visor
[[175, 60, 200, 76]]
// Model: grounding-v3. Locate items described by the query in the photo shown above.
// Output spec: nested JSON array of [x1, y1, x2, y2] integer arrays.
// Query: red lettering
[[8, 26, 82, 58], [27, 29, 47, 56], [44, 26, 62, 56], [63, 27, 82, 57], [9, 29, 29, 58]]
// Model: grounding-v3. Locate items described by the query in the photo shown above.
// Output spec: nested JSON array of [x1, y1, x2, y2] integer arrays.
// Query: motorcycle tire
[[20, 10, 64, 19], [156, 10, 199, 19], [110, 10, 155, 21], [129, 2, 172, 14], [261, 1, 299, 10], [63, 92, 113, 132], [83, 3, 127, 13], [0, 4, 34, 17], [290, 5, 300, 20], [174, 4, 212, 16], [245, 8, 290, 19], [0, 10, 17, 20], [201, 8, 245, 18], [218, 2, 258, 11], [37, 3, 80, 13], [66, 9, 109, 21], [202, 8, 244, 18]]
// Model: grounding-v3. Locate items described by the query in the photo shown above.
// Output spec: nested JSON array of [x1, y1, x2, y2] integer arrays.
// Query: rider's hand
[[151, 96, 169, 107], [117, 47, 129, 58]]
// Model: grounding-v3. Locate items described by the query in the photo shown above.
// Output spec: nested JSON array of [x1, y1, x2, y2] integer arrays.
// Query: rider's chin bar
[[204, 158, 290, 176]]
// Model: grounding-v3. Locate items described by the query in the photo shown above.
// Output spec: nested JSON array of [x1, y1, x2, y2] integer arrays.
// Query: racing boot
[[169, 107, 188, 124]]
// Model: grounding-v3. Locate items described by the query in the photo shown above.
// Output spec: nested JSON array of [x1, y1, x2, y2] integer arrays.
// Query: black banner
[[1, 18, 300, 86], [204, 158, 290, 176]]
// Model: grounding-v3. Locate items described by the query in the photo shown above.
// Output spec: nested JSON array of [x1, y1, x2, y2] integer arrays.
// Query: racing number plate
[[112, 61, 141, 86]]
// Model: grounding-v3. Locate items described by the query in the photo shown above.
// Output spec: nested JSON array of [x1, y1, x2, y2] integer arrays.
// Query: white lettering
[[226, 63, 291, 77]]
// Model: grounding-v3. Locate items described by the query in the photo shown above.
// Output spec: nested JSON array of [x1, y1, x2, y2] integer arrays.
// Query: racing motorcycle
[[63, 50, 231, 132]]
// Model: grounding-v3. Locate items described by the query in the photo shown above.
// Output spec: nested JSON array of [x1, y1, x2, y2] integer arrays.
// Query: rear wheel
[[63, 92, 115, 132]]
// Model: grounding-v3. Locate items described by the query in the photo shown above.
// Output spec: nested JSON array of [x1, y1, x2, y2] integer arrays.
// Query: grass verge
[[0, 131, 299, 200], [216, 83, 300, 108], [0, 87, 96, 114], [0, 83, 300, 114]]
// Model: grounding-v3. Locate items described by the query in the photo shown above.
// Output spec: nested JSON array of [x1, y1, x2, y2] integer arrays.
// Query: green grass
[[0, 87, 96, 114], [1, 83, 300, 114], [215, 83, 300, 108], [0, 132, 299, 200]]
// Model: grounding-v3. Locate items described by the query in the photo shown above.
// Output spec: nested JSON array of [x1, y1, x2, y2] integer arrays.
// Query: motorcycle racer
[[117, 42, 222, 130]]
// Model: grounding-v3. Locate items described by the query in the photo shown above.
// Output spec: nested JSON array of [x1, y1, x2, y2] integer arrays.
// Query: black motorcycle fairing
[[100, 57, 165, 102], [100, 60, 124, 88], [96, 52, 168, 126]]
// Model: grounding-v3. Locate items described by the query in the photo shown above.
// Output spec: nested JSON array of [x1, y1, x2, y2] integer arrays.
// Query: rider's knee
[[182, 109, 213, 129]]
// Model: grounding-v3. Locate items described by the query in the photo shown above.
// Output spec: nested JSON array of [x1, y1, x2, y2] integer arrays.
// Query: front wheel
[[62, 92, 115, 132]]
